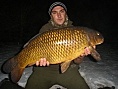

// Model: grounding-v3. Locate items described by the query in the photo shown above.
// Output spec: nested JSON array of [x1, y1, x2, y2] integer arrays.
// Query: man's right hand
[[36, 58, 50, 66]]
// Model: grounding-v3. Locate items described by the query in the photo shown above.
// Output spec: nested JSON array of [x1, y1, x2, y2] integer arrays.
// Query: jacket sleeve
[[39, 25, 48, 34], [39, 23, 52, 34]]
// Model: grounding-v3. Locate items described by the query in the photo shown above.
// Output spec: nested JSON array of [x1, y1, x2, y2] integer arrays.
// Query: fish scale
[[2, 26, 104, 83]]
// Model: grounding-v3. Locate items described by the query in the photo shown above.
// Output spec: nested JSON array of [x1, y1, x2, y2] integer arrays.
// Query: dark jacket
[[39, 20, 73, 34]]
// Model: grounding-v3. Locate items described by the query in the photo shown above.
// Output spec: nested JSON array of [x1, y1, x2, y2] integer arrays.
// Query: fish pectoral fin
[[61, 60, 71, 73], [10, 66, 24, 83], [89, 46, 101, 61]]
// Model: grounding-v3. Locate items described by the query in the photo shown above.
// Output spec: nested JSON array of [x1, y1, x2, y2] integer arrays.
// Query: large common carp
[[2, 26, 104, 83]]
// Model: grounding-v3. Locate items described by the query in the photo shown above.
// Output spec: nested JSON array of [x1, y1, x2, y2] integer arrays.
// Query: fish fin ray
[[10, 66, 24, 83], [2, 57, 18, 73], [89, 46, 101, 61], [61, 60, 71, 73]]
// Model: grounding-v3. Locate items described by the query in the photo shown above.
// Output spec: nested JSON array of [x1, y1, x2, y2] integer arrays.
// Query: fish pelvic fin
[[89, 46, 101, 61], [61, 60, 71, 73], [2, 57, 18, 73], [10, 66, 24, 83]]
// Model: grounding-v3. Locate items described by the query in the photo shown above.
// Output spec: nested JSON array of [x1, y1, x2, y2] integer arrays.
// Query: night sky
[[0, 0, 118, 45]]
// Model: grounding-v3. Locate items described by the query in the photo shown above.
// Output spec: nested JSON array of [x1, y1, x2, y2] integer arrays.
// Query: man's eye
[[52, 11, 56, 14], [60, 10, 65, 13]]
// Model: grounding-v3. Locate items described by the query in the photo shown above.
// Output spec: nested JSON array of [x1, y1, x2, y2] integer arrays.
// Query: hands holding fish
[[36, 58, 50, 66], [36, 46, 95, 66]]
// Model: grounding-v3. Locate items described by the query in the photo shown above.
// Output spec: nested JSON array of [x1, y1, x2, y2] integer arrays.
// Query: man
[[25, 2, 90, 89]]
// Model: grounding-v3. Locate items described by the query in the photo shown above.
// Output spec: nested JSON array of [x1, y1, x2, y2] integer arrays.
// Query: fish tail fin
[[2, 57, 18, 73], [10, 66, 24, 83]]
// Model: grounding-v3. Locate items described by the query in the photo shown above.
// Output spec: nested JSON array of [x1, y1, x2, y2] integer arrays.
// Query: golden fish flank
[[40, 29, 86, 63], [2, 26, 104, 83]]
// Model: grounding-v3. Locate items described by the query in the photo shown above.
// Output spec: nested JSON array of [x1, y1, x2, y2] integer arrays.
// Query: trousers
[[25, 64, 90, 89]]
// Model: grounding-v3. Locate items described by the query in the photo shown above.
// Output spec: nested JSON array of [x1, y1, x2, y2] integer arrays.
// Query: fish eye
[[97, 33, 100, 36]]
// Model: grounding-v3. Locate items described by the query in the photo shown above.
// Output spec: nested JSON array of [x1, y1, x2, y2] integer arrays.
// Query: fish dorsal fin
[[61, 60, 71, 73], [89, 46, 101, 61]]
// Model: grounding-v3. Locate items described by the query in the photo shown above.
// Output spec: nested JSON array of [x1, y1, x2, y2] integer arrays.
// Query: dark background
[[0, 0, 118, 45]]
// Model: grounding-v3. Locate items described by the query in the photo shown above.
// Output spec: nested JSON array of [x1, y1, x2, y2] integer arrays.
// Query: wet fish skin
[[2, 26, 104, 83]]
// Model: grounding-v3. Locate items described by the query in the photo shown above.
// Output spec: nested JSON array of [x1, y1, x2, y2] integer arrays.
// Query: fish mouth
[[98, 38, 104, 44], [96, 39, 104, 45]]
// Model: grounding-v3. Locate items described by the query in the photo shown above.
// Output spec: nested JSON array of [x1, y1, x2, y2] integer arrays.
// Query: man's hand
[[74, 47, 91, 64], [36, 58, 49, 66], [83, 47, 91, 56], [82, 46, 96, 56]]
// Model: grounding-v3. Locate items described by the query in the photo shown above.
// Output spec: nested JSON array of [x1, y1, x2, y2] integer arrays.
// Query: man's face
[[51, 6, 67, 25]]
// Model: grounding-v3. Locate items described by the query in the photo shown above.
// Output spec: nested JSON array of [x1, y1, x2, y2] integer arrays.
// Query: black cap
[[48, 2, 67, 15]]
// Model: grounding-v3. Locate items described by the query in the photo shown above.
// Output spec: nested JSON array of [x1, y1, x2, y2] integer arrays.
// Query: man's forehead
[[52, 6, 65, 12]]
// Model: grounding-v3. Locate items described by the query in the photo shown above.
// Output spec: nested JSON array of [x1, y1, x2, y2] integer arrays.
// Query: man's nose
[[57, 13, 61, 18]]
